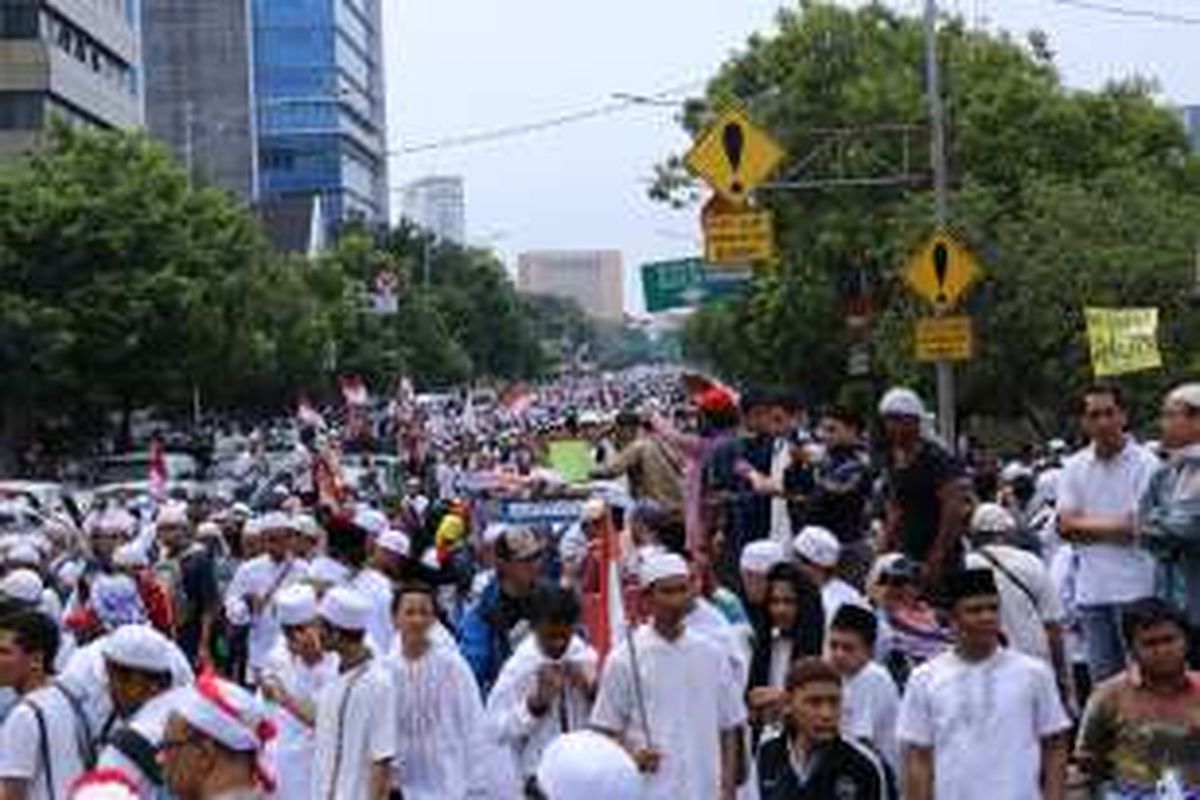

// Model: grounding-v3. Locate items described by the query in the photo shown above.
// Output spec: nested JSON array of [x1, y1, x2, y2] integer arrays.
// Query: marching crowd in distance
[[0, 371, 1198, 799]]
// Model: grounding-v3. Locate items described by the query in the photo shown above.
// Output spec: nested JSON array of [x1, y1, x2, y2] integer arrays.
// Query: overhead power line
[[390, 80, 704, 156], [1048, 0, 1200, 25]]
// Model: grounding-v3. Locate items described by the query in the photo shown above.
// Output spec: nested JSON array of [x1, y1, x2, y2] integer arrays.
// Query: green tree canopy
[[658, 1, 1200, 434]]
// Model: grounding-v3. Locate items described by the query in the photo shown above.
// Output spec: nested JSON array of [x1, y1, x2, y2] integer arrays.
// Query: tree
[[656, 1, 1200, 430]]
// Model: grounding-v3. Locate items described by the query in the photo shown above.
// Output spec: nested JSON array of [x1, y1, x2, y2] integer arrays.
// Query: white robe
[[260, 642, 338, 800], [591, 624, 748, 800], [349, 568, 395, 657], [485, 635, 597, 790], [388, 640, 497, 800], [224, 555, 305, 675], [312, 658, 396, 800]]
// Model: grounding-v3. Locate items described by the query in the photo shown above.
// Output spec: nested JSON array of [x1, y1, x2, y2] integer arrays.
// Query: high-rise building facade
[[400, 175, 465, 244], [141, 0, 257, 200], [139, 0, 388, 234], [518, 250, 625, 322], [253, 0, 388, 223], [0, 0, 142, 155]]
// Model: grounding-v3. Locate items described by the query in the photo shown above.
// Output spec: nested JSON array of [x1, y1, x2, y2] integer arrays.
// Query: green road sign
[[641, 258, 750, 313]]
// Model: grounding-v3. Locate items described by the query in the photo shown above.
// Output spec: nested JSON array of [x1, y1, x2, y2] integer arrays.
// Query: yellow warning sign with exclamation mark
[[903, 230, 982, 309], [685, 107, 786, 206]]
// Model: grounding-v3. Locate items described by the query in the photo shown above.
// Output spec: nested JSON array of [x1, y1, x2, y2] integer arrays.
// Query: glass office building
[[253, 0, 388, 223]]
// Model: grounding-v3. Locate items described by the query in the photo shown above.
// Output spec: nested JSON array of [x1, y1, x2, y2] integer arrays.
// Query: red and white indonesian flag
[[148, 438, 168, 501], [588, 508, 628, 664], [297, 394, 326, 429], [339, 375, 369, 408]]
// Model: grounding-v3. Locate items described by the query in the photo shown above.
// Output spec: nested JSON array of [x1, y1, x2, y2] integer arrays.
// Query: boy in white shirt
[[897, 568, 1071, 800], [827, 604, 900, 772], [487, 585, 598, 794], [311, 586, 396, 800], [0, 610, 88, 800]]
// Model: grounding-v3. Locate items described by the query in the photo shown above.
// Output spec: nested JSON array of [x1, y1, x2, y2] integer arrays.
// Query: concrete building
[[400, 175, 465, 244], [139, 0, 389, 234], [0, 0, 142, 155], [518, 250, 625, 322], [140, 0, 257, 200], [1181, 105, 1200, 152]]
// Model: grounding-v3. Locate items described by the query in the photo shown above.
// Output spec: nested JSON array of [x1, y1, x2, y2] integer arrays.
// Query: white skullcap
[[1167, 383, 1200, 411], [94, 508, 136, 538], [231, 503, 252, 519], [175, 674, 274, 753], [102, 624, 177, 675], [0, 569, 44, 604], [293, 514, 321, 540], [1000, 462, 1034, 484], [581, 498, 607, 523], [274, 584, 318, 627], [5, 542, 40, 567], [536, 730, 643, 800], [306, 556, 349, 586], [90, 574, 148, 628], [740, 540, 786, 574], [971, 502, 1017, 534], [318, 585, 371, 632], [353, 508, 389, 539], [155, 502, 188, 528], [112, 543, 149, 569], [241, 516, 263, 539], [66, 770, 142, 800], [256, 511, 296, 534], [195, 520, 223, 540], [377, 529, 410, 558], [639, 552, 689, 589], [878, 387, 926, 418], [482, 523, 510, 546], [420, 549, 440, 570], [794, 525, 841, 568]]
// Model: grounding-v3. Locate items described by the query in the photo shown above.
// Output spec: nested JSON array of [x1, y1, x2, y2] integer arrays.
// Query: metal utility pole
[[183, 100, 195, 190], [925, 0, 956, 448]]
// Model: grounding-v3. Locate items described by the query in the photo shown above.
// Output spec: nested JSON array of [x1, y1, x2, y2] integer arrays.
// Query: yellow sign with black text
[[704, 208, 776, 265], [686, 108, 786, 205], [904, 231, 982, 309], [1085, 308, 1162, 377], [915, 316, 974, 362]]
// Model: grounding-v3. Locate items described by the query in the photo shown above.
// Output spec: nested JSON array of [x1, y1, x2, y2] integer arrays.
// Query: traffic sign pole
[[925, 0, 956, 449]]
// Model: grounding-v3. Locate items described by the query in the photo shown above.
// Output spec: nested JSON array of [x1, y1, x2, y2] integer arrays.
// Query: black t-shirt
[[885, 440, 962, 563], [177, 548, 218, 662]]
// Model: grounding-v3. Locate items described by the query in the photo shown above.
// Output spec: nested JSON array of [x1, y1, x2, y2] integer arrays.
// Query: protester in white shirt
[[388, 581, 497, 799], [223, 513, 306, 680], [1057, 384, 1161, 682], [258, 585, 337, 800], [826, 604, 900, 772], [95, 624, 191, 799], [591, 552, 746, 800], [487, 585, 598, 795], [966, 503, 1069, 691], [793, 526, 868, 626], [311, 586, 396, 800], [0, 611, 88, 800], [898, 568, 1071, 800]]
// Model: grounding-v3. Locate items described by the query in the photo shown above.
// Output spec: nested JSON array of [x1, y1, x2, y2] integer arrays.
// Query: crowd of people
[[0, 372, 1198, 800]]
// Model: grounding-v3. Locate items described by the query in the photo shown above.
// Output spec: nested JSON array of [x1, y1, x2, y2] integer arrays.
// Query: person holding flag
[[590, 551, 747, 800]]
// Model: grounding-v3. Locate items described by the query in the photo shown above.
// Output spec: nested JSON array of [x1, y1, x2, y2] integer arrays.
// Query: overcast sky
[[382, 0, 1200, 312]]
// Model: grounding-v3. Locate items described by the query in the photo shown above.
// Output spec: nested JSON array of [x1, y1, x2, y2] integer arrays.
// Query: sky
[[382, 0, 1200, 313]]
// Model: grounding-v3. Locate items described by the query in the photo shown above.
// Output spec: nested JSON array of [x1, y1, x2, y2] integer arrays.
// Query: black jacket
[[757, 733, 895, 800]]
